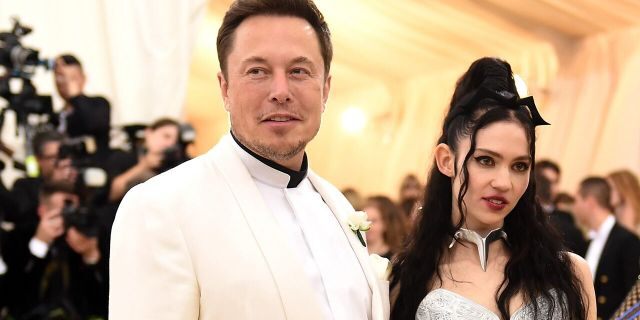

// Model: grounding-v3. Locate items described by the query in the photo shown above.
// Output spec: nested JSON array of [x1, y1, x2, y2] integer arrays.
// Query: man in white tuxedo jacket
[[108, 0, 389, 319]]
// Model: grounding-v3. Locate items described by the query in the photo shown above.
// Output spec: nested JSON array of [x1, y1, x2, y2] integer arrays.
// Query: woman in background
[[363, 196, 408, 260], [608, 169, 640, 235]]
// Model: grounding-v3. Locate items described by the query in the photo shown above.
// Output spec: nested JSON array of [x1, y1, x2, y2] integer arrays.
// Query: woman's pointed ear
[[435, 143, 455, 177]]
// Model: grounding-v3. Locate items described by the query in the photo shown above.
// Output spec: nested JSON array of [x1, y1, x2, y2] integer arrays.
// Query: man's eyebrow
[[240, 56, 268, 65], [291, 56, 313, 65]]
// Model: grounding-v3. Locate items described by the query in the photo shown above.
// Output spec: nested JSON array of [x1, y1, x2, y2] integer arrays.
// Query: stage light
[[514, 74, 528, 97], [341, 106, 366, 134]]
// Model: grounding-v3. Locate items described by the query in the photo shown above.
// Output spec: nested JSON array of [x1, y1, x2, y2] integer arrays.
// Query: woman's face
[[364, 205, 385, 245], [451, 121, 532, 234]]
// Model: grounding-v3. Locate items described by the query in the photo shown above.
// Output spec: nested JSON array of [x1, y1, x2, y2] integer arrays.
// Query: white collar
[[230, 135, 302, 189], [588, 215, 616, 240]]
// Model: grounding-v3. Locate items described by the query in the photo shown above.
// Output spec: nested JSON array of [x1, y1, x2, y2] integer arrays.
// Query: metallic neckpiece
[[448, 227, 508, 272]]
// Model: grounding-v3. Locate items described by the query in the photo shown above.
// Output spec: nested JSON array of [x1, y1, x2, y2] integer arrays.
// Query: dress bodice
[[415, 288, 564, 320]]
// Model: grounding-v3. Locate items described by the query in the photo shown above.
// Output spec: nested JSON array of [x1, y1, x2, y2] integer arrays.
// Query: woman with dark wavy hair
[[390, 57, 596, 319]]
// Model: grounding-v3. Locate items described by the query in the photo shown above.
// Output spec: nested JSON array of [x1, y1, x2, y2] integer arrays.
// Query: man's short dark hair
[[216, 0, 332, 78], [578, 176, 612, 211], [58, 53, 83, 69], [148, 118, 180, 131], [39, 182, 76, 204], [537, 159, 561, 176], [32, 130, 64, 158]]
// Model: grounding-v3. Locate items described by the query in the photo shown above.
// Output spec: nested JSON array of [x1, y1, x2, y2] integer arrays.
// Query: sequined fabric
[[416, 288, 565, 320]]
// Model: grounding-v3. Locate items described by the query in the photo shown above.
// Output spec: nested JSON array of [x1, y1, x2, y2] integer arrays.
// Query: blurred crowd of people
[[0, 55, 192, 319], [343, 162, 640, 319]]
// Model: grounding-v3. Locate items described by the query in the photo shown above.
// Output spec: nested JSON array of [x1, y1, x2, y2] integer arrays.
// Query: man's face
[[572, 191, 589, 225], [541, 167, 560, 199], [45, 191, 79, 212], [54, 59, 85, 100], [218, 15, 331, 166], [37, 141, 60, 179], [145, 125, 179, 154]]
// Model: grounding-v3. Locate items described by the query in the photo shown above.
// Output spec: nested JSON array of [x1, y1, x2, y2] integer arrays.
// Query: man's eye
[[247, 68, 265, 76], [291, 68, 310, 76]]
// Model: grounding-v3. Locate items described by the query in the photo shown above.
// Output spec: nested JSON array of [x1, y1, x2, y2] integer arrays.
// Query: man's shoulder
[[12, 177, 41, 190], [612, 223, 640, 243]]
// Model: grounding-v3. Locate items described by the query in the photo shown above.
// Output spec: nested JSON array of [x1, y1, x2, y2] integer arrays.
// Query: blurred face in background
[[37, 141, 61, 179], [364, 204, 385, 245], [400, 178, 422, 201], [145, 124, 179, 155], [54, 58, 85, 100], [541, 167, 560, 200], [572, 191, 590, 227]]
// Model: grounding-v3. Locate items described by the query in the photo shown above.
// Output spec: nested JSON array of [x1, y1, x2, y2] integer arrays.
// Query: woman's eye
[[475, 156, 494, 166], [513, 162, 530, 172]]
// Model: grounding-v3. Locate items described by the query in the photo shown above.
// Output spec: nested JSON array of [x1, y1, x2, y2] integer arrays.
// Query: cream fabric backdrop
[[188, 1, 640, 198], [0, 0, 205, 185]]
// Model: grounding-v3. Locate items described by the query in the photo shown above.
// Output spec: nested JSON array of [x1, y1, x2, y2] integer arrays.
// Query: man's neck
[[276, 153, 305, 171], [590, 209, 612, 231]]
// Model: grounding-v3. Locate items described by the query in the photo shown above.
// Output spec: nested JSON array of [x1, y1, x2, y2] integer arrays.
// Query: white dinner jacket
[[109, 134, 389, 319]]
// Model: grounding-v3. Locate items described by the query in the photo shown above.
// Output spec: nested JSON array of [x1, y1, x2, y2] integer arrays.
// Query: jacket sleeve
[[620, 234, 640, 294], [108, 183, 199, 319]]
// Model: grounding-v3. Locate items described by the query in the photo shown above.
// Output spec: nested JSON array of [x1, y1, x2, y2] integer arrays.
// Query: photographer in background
[[10, 130, 77, 229], [11, 184, 106, 318], [53, 54, 111, 166], [106, 118, 180, 203], [3, 182, 107, 319]]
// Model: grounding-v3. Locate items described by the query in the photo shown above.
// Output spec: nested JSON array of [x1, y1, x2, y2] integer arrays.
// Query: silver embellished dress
[[415, 288, 565, 320]]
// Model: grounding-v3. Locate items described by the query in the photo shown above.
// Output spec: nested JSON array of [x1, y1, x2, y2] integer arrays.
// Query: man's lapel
[[209, 135, 324, 320], [308, 171, 387, 320]]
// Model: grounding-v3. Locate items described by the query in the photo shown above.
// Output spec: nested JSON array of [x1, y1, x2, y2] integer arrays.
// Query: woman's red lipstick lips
[[483, 196, 508, 211]]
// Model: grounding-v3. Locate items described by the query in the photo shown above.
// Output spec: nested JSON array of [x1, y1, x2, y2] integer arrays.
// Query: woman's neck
[[447, 234, 509, 267]]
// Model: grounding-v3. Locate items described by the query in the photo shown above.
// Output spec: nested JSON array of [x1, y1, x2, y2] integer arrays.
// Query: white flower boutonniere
[[347, 210, 372, 247], [369, 254, 391, 281]]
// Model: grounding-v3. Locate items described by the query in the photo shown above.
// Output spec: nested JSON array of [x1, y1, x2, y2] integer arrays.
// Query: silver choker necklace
[[448, 227, 508, 272]]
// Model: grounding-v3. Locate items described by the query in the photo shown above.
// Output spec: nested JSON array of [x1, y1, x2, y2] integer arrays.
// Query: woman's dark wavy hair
[[390, 57, 587, 319]]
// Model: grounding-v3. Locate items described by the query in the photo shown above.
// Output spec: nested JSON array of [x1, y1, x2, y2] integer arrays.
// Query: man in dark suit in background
[[573, 177, 640, 320], [535, 170, 587, 255], [53, 54, 111, 165]]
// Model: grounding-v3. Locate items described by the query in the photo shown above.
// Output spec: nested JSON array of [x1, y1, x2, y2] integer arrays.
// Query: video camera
[[156, 123, 195, 173], [0, 18, 53, 127], [57, 136, 107, 236]]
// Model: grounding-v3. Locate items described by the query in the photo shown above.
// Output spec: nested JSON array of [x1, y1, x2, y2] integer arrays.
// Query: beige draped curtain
[[188, 1, 640, 198]]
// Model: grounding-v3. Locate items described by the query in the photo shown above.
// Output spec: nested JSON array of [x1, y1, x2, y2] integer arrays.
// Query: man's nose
[[269, 71, 291, 104]]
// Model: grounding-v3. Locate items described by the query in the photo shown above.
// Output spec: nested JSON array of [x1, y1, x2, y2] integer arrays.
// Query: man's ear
[[435, 143, 455, 177], [321, 74, 331, 112], [217, 72, 230, 111]]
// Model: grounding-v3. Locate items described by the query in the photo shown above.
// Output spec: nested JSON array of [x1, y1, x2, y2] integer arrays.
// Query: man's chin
[[253, 141, 306, 162]]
